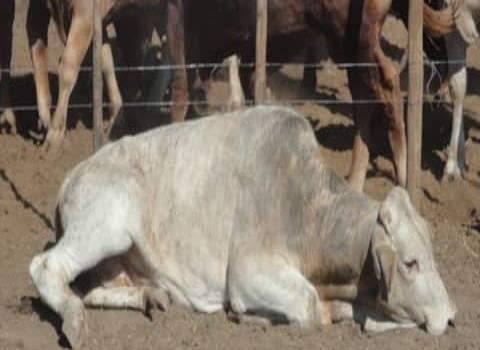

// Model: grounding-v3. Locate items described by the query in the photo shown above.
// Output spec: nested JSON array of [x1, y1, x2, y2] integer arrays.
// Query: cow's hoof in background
[[0, 109, 17, 134], [443, 160, 463, 182], [62, 301, 87, 349], [37, 116, 50, 131], [43, 129, 64, 153]]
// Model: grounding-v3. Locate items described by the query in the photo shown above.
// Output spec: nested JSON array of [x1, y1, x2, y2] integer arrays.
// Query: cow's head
[[370, 187, 455, 335]]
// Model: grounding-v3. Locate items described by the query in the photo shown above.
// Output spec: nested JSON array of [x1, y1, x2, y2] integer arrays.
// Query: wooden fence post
[[93, 0, 103, 151], [255, 0, 268, 104], [407, 0, 423, 207]]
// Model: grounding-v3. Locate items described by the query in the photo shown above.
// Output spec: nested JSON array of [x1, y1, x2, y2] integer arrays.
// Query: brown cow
[[26, 0, 170, 149], [0, 0, 15, 133], [167, 0, 455, 192]]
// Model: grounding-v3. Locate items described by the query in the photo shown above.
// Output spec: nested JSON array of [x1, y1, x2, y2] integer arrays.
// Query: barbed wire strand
[[0, 59, 465, 112], [0, 59, 468, 75], [0, 96, 456, 113]]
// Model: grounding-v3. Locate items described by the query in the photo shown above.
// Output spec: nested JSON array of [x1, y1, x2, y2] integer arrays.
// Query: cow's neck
[[294, 161, 380, 300]]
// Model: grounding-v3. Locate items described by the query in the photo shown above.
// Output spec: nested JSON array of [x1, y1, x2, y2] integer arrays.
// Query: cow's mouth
[[424, 312, 456, 335]]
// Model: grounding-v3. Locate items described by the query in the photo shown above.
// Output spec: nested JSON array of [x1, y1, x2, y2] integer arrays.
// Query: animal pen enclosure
[[1, 1, 480, 348], [87, 0, 425, 204]]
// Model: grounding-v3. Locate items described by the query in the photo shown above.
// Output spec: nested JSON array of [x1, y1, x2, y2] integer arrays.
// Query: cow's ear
[[379, 187, 409, 234], [379, 205, 393, 234], [371, 226, 396, 301]]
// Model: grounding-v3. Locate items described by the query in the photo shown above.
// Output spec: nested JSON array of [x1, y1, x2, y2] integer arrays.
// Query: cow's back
[[61, 106, 322, 311], [140, 106, 321, 311]]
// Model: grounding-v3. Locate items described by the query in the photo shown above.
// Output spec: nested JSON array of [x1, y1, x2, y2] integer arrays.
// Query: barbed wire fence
[[0, 59, 466, 114]]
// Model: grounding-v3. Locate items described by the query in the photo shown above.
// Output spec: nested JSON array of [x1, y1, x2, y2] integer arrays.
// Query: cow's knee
[[30, 250, 88, 349], [30, 251, 75, 313]]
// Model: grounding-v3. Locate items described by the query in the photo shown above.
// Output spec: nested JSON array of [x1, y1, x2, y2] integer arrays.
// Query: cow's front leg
[[27, 0, 52, 130], [354, 303, 415, 333], [363, 315, 416, 333], [228, 250, 331, 327], [374, 46, 406, 188], [46, 10, 93, 150], [327, 301, 354, 323]]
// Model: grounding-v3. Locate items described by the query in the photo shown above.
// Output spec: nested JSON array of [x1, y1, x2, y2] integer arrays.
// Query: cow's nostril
[[448, 319, 456, 328]]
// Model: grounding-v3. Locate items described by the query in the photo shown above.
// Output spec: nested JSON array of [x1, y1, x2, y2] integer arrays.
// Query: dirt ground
[[1, 1, 479, 349]]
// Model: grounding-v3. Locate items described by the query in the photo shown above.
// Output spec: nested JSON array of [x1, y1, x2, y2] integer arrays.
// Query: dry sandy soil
[[1, 1, 479, 349]]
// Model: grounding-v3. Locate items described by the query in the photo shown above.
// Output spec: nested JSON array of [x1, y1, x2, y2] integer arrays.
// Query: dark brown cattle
[[168, 0, 454, 192], [0, 0, 15, 133], [26, 0, 170, 149]]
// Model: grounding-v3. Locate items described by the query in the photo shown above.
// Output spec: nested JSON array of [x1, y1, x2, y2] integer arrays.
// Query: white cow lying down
[[30, 106, 455, 348]]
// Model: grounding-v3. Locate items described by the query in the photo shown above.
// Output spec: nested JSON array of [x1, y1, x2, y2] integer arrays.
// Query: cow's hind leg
[[46, 8, 93, 149], [346, 65, 375, 192], [444, 33, 467, 181], [82, 286, 168, 317], [29, 227, 133, 348], [27, 0, 52, 130], [374, 47, 406, 188], [228, 252, 330, 327], [444, 67, 466, 180], [102, 41, 123, 136]]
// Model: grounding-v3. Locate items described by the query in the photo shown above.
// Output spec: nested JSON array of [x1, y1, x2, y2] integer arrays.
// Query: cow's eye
[[404, 259, 418, 271]]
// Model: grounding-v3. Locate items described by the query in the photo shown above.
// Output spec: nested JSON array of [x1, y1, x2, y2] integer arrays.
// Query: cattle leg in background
[[347, 66, 375, 191], [444, 29, 468, 180], [167, 0, 188, 122], [27, 0, 53, 130], [112, 12, 155, 134], [0, 0, 16, 133], [27, 0, 123, 148], [375, 47, 407, 188], [393, 0, 469, 181], [301, 42, 318, 92], [226, 55, 246, 112], [345, 3, 406, 191], [101, 30, 123, 136], [45, 2, 94, 148], [346, 51, 407, 192]]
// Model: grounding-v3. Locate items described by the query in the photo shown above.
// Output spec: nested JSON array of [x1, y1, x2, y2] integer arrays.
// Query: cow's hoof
[[0, 109, 17, 134], [37, 117, 50, 131], [443, 160, 462, 182], [146, 288, 170, 312], [43, 130, 64, 153], [62, 302, 87, 349]]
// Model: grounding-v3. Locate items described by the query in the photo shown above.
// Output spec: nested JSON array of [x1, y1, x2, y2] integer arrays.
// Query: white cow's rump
[[30, 106, 455, 348]]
